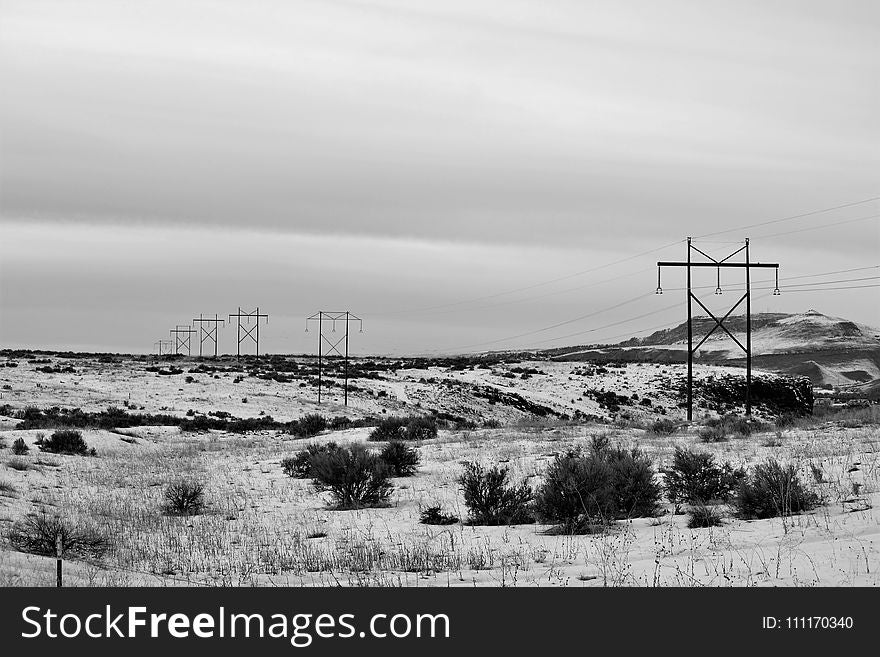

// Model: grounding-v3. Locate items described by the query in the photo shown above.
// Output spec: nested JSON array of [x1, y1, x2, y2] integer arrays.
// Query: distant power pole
[[169, 325, 197, 356], [192, 313, 225, 357], [306, 311, 363, 405], [656, 238, 780, 420], [154, 340, 173, 356], [228, 307, 269, 358]]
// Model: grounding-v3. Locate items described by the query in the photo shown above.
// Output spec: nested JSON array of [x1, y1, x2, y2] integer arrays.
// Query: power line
[[442, 269, 877, 355], [664, 273, 880, 293], [453, 300, 682, 354], [384, 266, 654, 318], [779, 283, 880, 292], [371, 239, 686, 316], [448, 290, 656, 351], [752, 213, 879, 240], [377, 196, 876, 321], [779, 275, 880, 287], [695, 195, 880, 239]]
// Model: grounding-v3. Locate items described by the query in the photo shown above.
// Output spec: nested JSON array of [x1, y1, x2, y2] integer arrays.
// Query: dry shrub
[[310, 443, 392, 509], [8, 513, 110, 558], [459, 462, 533, 525]]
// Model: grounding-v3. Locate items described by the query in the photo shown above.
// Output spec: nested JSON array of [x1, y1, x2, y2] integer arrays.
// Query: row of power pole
[[155, 307, 269, 357], [153, 308, 364, 407]]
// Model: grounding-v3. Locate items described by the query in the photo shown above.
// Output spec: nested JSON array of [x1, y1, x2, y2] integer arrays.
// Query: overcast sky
[[1, 0, 878, 355]]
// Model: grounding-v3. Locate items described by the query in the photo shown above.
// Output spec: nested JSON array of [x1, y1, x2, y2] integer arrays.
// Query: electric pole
[[228, 307, 269, 358], [305, 311, 363, 405], [169, 325, 197, 356], [154, 340, 173, 356], [656, 238, 780, 420], [192, 313, 225, 357]]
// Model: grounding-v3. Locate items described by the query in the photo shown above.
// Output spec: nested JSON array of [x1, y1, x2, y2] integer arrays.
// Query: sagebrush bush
[[419, 505, 459, 525], [368, 416, 408, 441], [282, 442, 340, 479], [662, 446, 744, 508], [368, 415, 438, 442], [647, 418, 677, 436], [458, 462, 533, 525], [734, 460, 820, 519], [698, 425, 728, 443], [687, 502, 724, 528], [290, 413, 327, 438], [8, 513, 110, 558], [700, 414, 767, 442], [310, 443, 392, 509], [163, 480, 206, 515], [404, 416, 438, 440], [534, 436, 660, 532], [379, 440, 420, 477], [39, 429, 94, 456], [11, 437, 29, 455]]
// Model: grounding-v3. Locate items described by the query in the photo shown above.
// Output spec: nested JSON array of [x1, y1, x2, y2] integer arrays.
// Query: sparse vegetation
[[310, 443, 393, 510], [8, 513, 110, 558], [419, 505, 459, 525], [163, 480, 206, 516], [282, 442, 340, 479], [6, 457, 33, 471], [534, 436, 660, 533], [289, 413, 328, 438], [734, 460, 821, 519], [687, 502, 724, 528], [368, 415, 438, 442], [662, 446, 744, 509], [647, 418, 677, 436], [459, 462, 533, 525], [699, 414, 768, 442], [379, 440, 420, 477], [39, 429, 95, 456]]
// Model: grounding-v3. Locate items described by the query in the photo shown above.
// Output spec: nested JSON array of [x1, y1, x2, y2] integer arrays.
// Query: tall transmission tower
[[656, 237, 780, 420], [228, 307, 269, 357], [305, 311, 363, 405], [192, 313, 225, 357], [154, 340, 174, 356], [169, 325, 197, 356]]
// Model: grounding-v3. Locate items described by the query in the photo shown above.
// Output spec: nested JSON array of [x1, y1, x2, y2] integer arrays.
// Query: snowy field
[[0, 354, 876, 587]]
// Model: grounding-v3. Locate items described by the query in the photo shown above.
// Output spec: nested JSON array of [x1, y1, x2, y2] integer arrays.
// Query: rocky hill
[[546, 310, 880, 393]]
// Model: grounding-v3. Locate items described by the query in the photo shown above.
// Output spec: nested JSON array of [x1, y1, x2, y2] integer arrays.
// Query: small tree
[[11, 437, 29, 455], [163, 480, 206, 515], [379, 440, 420, 477], [310, 443, 392, 509], [8, 513, 110, 558], [458, 462, 533, 525]]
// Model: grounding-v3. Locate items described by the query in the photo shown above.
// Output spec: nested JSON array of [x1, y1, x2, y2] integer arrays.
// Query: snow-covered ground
[[0, 354, 876, 587]]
